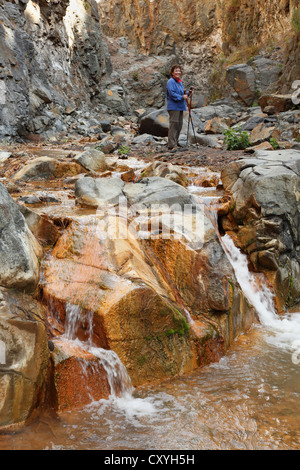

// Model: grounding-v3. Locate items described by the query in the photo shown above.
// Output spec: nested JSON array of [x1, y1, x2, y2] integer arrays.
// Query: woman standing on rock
[[166, 64, 188, 150]]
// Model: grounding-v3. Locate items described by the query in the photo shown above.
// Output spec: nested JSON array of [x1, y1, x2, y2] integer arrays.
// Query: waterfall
[[62, 305, 157, 417], [55, 301, 134, 399], [221, 234, 300, 351]]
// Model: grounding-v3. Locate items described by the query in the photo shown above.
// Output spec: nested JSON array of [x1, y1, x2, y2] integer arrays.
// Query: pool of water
[[1, 325, 299, 450]]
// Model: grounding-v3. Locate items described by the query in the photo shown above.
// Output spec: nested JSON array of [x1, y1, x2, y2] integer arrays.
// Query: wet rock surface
[[1, 108, 300, 427], [0, 287, 49, 428], [0, 0, 299, 429], [220, 149, 300, 311]]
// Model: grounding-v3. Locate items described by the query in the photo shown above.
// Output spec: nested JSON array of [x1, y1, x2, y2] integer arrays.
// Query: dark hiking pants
[[168, 110, 183, 149]]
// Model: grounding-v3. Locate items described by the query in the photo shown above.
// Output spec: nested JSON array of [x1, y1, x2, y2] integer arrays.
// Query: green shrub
[[223, 126, 251, 150], [269, 137, 279, 150], [291, 7, 300, 33], [118, 145, 130, 156], [132, 70, 139, 81]]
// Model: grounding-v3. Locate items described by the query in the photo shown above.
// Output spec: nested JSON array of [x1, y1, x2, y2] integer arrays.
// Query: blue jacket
[[166, 77, 187, 111]]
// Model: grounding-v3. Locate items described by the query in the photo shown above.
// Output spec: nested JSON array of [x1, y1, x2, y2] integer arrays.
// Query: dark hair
[[170, 64, 182, 76]]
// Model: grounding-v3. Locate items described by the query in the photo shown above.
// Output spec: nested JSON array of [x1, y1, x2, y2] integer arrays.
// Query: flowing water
[[0, 326, 299, 450], [0, 177, 300, 450]]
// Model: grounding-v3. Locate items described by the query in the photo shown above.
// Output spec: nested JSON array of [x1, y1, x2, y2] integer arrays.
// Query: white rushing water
[[55, 301, 157, 417], [221, 234, 300, 352]]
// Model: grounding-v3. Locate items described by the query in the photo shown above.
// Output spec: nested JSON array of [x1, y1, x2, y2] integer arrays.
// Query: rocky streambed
[[0, 132, 300, 433]]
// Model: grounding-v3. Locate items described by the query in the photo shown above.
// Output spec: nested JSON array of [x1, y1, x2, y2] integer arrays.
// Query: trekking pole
[[186, 88, 199, 148], [186, 100, 191, 146]]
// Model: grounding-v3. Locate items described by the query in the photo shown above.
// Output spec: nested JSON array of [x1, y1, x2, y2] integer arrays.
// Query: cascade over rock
[[220, 149, 300, 311], [1, 0, 299, 432], [41, 179, 256, 388]]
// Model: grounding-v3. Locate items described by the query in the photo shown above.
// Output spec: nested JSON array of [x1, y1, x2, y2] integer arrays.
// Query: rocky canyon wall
[[0, 0, 112, 139], [0, 0, 299, 139], [98, 0, 300, 95]]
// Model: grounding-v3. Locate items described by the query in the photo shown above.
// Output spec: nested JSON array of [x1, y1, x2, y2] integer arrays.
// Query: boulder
[[250, 123, 281, 145], [241, 115, 266, 132], [11, 157, 85, 182], [139, 109, 169, 137], [226, 64, 256, 106], [121, 168, 136, 183], [221, 149, 300, 310], [259, 94, 294, 114], [131, 133, 159, 145], [100, 86, 128, 115], [0, 288, 49, 428], [0, 183, 42, 291], [204, 117, 229, 135], [42, 218, 204, 386], [74, 149, 107, 172], [250, 57, 282, 93], [75, 176, 125, 208], [18, 204, 60, 248], [193, 170, 220, 187], [141, 162, 189, 187], [194, 104, 238, 122], [123, 177, 196, 208], [41, 174, 257, 393], [51, 338, 111, 412]]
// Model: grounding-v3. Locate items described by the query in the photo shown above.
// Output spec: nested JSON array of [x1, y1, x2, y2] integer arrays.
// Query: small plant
[[132, 70, 139, 81], [291, 7, 300, 34], [83, 0, 91, 11], [223, 126, 251, 150], [118, 145, 130, 156], [269, 137, 279, 150]]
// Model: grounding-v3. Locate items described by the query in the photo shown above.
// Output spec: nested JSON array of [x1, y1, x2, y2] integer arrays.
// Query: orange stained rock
[[52, 220, 110, 271], [51, 338, 110, 412], [44, 259, 133, 317], [217, 201, 231, 216]]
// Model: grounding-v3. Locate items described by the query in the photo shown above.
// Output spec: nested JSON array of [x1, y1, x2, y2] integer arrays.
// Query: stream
[[0, 324, 299, 450], [0, 159, 299, 450]]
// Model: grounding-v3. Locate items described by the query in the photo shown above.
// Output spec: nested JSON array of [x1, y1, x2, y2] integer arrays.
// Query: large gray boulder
[[123, 177, 196, 208], [74, 149, 107, 172], [226, 64, 256, 106], [250, 57, 282, 93], [0, 183, 42, 291], [139, 109, 169, 137], [75, 176, 125, 208], [227, 149, 300, 218]]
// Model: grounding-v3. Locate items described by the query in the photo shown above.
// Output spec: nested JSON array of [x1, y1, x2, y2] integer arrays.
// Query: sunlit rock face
[[41, 181, 255, 387], [97, 0, 297, 94], [0, 0, 111, 138]]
